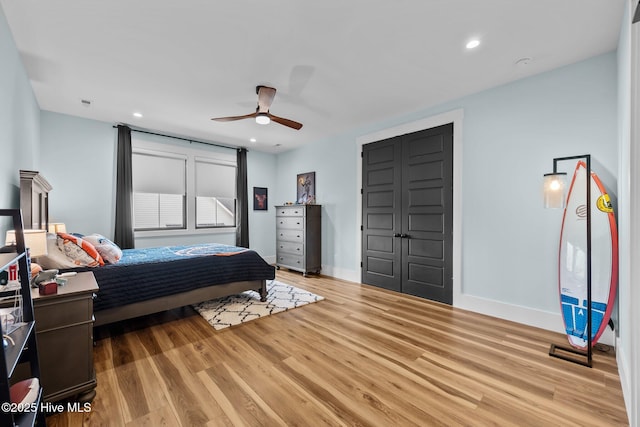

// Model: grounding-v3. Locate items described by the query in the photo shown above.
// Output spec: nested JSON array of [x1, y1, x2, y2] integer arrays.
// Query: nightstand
[[31, 271, 99, 403]]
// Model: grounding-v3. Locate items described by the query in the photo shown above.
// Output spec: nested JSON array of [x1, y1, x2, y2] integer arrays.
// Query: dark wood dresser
[[31, 271, 98, 403]]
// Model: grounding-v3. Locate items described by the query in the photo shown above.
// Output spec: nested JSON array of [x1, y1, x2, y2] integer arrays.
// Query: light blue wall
[[275, 135, 358, 277], [454, 53, 617, 311], [277, 52, 618, 316], [0, 5, 40, 213], [38, 111, 278, 258], [248, 149, 278, 261], [39, 112, 115, 236]]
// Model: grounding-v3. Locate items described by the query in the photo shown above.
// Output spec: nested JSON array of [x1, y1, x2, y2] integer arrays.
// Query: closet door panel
[[402, 124, 453, 303], [362, 137, 402, 291]]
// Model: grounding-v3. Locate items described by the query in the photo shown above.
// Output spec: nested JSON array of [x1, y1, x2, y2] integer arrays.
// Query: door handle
[[395, 233, 410, 238]]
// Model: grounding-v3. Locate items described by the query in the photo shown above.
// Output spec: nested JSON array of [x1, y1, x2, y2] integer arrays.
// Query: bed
[[19, 170, 275, 326]]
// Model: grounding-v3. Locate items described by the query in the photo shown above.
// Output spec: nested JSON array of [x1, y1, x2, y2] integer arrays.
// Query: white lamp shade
[[543, 173, 567, 209], [5, 229, 49, 257], [48, 223, 67, 233]]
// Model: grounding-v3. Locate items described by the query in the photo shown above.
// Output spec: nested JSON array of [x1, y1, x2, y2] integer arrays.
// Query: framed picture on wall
[[297, 172, 316, 204], [253, 187, 268, 210]]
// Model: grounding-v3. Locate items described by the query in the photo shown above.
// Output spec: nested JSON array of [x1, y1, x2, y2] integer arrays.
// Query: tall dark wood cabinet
[[0, 209, 46, 426], [275, 205, 321, 276]]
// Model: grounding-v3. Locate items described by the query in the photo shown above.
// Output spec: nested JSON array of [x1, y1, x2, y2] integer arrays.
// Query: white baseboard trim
[[616, 336, 634, 425], [319, 265, 360, 283], [455, 292, 615, 346]]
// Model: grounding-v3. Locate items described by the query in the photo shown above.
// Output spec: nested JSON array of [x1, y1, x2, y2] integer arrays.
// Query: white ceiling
[[1, 0, 625, 153]]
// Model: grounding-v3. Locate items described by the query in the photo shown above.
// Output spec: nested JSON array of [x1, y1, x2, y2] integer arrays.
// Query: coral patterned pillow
[[56, 232, 104, 267]]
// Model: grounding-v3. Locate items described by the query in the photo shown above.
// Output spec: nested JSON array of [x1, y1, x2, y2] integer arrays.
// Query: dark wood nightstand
[[31, 271, 99, 403]]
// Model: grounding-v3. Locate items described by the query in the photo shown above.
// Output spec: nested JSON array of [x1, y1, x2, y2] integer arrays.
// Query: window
[[195, 159, 236, 228], [131, 137, 237, 233], [132, 151, 186, 230]]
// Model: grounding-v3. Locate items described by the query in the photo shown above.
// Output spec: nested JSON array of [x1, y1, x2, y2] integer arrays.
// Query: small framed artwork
[[253, 187, 268, 210], [297, 172, 316, 204]]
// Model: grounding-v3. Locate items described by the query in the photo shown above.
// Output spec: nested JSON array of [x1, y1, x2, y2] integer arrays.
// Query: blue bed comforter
[[65, 243, 275, 312]]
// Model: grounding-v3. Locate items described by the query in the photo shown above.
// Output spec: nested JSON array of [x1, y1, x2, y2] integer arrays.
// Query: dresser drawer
[[277, 217, 304, 229], [35, 296, 93, 331], [277, 254, 304, 269], [276, 206, 305, 217], [277, 229, 304, 242], [277, 241, 304, 255]]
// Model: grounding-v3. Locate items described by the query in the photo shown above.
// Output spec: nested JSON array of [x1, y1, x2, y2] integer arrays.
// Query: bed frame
[[20, 169, 268, 326], [93, 279, 266, 326]]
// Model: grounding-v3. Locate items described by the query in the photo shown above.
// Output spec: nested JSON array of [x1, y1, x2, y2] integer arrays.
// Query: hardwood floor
[[46, 270, 628, 426]]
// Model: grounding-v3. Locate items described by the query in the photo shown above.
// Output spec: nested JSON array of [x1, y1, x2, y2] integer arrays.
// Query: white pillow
[[83, 234, 122, 264]]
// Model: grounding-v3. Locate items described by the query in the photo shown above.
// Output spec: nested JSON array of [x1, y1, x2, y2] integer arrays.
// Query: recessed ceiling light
[[249, 138, 257, 143], [466, 39, 480, 49], [133, 112, 143, 118]]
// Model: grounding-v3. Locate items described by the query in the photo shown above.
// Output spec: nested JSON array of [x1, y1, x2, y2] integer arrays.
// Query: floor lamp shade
[[543, 172, 567, 209]]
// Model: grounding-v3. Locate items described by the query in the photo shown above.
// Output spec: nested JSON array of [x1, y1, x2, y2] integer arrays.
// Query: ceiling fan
[[211, 85, 303, 130]]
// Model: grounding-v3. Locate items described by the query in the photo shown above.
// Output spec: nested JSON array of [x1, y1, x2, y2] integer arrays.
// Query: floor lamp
[[543, 154, 593, 368]]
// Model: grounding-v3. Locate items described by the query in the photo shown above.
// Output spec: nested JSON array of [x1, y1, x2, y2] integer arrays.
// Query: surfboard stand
[[549, 343, 592, 367], [546, 154, 593, 368]]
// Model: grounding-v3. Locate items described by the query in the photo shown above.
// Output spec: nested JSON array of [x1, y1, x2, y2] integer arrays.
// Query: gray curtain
[[114, 125, 135, 249], [236, 148, 249, 248]]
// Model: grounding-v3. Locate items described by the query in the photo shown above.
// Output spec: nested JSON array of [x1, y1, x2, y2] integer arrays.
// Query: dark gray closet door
[[361, 123, 453, 304], [401, 124, 453, 303], [361, 136, 402, 292]]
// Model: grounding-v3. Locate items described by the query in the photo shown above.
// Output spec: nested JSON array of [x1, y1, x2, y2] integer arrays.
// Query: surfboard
[[558, 161, 618, 349]]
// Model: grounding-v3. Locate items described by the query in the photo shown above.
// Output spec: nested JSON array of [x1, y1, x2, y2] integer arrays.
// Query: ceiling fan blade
[[211, 112, 257, 122], [257, 86, 276, 112], [269, 113, 303, 130]]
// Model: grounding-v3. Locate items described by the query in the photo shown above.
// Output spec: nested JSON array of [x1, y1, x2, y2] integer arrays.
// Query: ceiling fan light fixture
[[466, 39, 480, 49], [256, 113, 270, 125]]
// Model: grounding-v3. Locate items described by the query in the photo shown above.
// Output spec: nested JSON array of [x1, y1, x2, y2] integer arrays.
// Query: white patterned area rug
[[193, 280, 324, 330]]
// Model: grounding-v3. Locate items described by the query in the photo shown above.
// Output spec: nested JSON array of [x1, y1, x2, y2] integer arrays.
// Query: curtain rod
[[113, 124, 243, 151]]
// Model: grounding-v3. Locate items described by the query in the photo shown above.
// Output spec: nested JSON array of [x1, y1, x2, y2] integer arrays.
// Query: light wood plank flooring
[[46, 271, 628, 426]]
